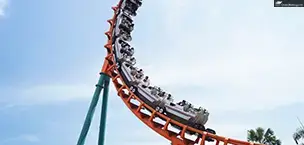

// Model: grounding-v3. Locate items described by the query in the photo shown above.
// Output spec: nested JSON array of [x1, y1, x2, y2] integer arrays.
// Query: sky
[[0, 0, 304, 145]]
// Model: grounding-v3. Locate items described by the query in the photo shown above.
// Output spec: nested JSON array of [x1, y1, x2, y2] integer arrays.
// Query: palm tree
[[247, 127, 281, 145], [293, 128, 304, 145]]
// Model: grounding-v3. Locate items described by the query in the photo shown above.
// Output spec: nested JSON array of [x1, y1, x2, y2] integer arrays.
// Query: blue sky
[[0, 0, 304, 145]]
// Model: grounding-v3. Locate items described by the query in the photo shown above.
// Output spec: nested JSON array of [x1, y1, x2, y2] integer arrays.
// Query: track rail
[[101, 1, 264, 145]]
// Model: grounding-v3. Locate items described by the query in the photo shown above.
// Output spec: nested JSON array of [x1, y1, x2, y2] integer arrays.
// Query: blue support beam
[[98, 74, 110, 145], [76, 72, 110, 145]]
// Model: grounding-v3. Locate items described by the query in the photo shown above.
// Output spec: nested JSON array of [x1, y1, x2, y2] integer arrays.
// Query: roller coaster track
[[77, 0, 265, 145]]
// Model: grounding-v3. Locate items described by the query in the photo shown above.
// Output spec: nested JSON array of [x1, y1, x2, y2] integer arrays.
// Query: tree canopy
[[247, 127, 281, 145]]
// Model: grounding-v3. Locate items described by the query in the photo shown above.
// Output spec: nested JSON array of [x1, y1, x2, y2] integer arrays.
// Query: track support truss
[[76, 72, 110, 145]]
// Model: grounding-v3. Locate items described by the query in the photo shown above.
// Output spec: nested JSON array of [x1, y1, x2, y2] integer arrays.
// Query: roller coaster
[[76, 0, 265, 145]]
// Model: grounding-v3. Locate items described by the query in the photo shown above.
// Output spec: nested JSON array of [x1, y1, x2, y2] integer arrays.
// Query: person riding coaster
[[177, 100, 187, 106], [113, 27, 132, 43], [130, 68, 143, 78], [122, 0, 140, 16], [177, 100, 197, 113], [174, 100, 216, 142], [118, 41, 134, 57], [155, 92, 173, 113], [117, 54, 136, 66], [129, 0, 142, 7], [148, 86, 160, 96], [129, 68, 144, 92], [118, 39, 130, 47], [120, 11, 133, 23], [119, 18, 134, 34], [141, 76, 150, 88], [118, 38, 134, 56], [120, 31, 132, 41], [120, 46, 134, 57], [147, 86, 165, 97]]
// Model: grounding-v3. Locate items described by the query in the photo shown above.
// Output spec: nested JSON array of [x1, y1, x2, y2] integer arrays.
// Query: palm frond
[[256, 127, 265, 143], [263, 128, 275, 143], [247, 127, 281, 145], [275, 139, 282, 145], [293, 128, 304, 144], [247, 129, 258, 142]]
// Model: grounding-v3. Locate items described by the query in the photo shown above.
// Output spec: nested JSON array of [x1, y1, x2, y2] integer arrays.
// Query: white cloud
[[0, 0, 8, 17], [16, 84, 95, 105], [0, 134, 39, 144], [21, 134, 40, 142], [4, 82, 117, 106]]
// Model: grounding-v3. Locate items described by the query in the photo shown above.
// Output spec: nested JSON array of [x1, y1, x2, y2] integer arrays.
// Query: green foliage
[[247, 127, 281, 145], [293, 128, 304, 145]]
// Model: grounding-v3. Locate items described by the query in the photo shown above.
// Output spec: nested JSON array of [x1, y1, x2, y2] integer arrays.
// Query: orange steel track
[[100, 1, 264, 145]]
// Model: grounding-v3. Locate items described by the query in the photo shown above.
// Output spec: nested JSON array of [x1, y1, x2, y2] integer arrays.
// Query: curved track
[[101, 1, 264, 145]]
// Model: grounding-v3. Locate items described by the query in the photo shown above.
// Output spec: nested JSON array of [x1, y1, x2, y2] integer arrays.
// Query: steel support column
[[98, 73, 110, 145], [76, 72, 110, 145]]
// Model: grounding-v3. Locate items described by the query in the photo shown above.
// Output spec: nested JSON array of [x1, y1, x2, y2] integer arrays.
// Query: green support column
[[76, 72, 110, 145], [98, 73, 110, 145]]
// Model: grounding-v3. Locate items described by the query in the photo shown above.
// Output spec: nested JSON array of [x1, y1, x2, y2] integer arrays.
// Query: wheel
[[130, 86, 136, 92], [155, 106, 160, 111], [206, 128, 216, 134], [204, 128, 216, 142], [205, 137, 215, 142], [159, 108, 163, 113]]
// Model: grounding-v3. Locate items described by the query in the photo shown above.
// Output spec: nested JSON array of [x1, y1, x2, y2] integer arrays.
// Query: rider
[[119, 39, 128, 45], [158, 91, 166, 97], [177, 100, 187, 106], [127, 57, 136, 66], [120, 46, 134, 56], [119, 17, 134, 34], [167, 94, 174, 102], [135, 69, 144, 79], [117, 30, 132, 42], [120, 56, 136, 66], [123, 0, 140, 16], [119, 39, 130, 50], [127, 47, 135, 56], [129, 0, 142, 6], [149, 86, 158, 96], [141, 76, 150, 88]]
